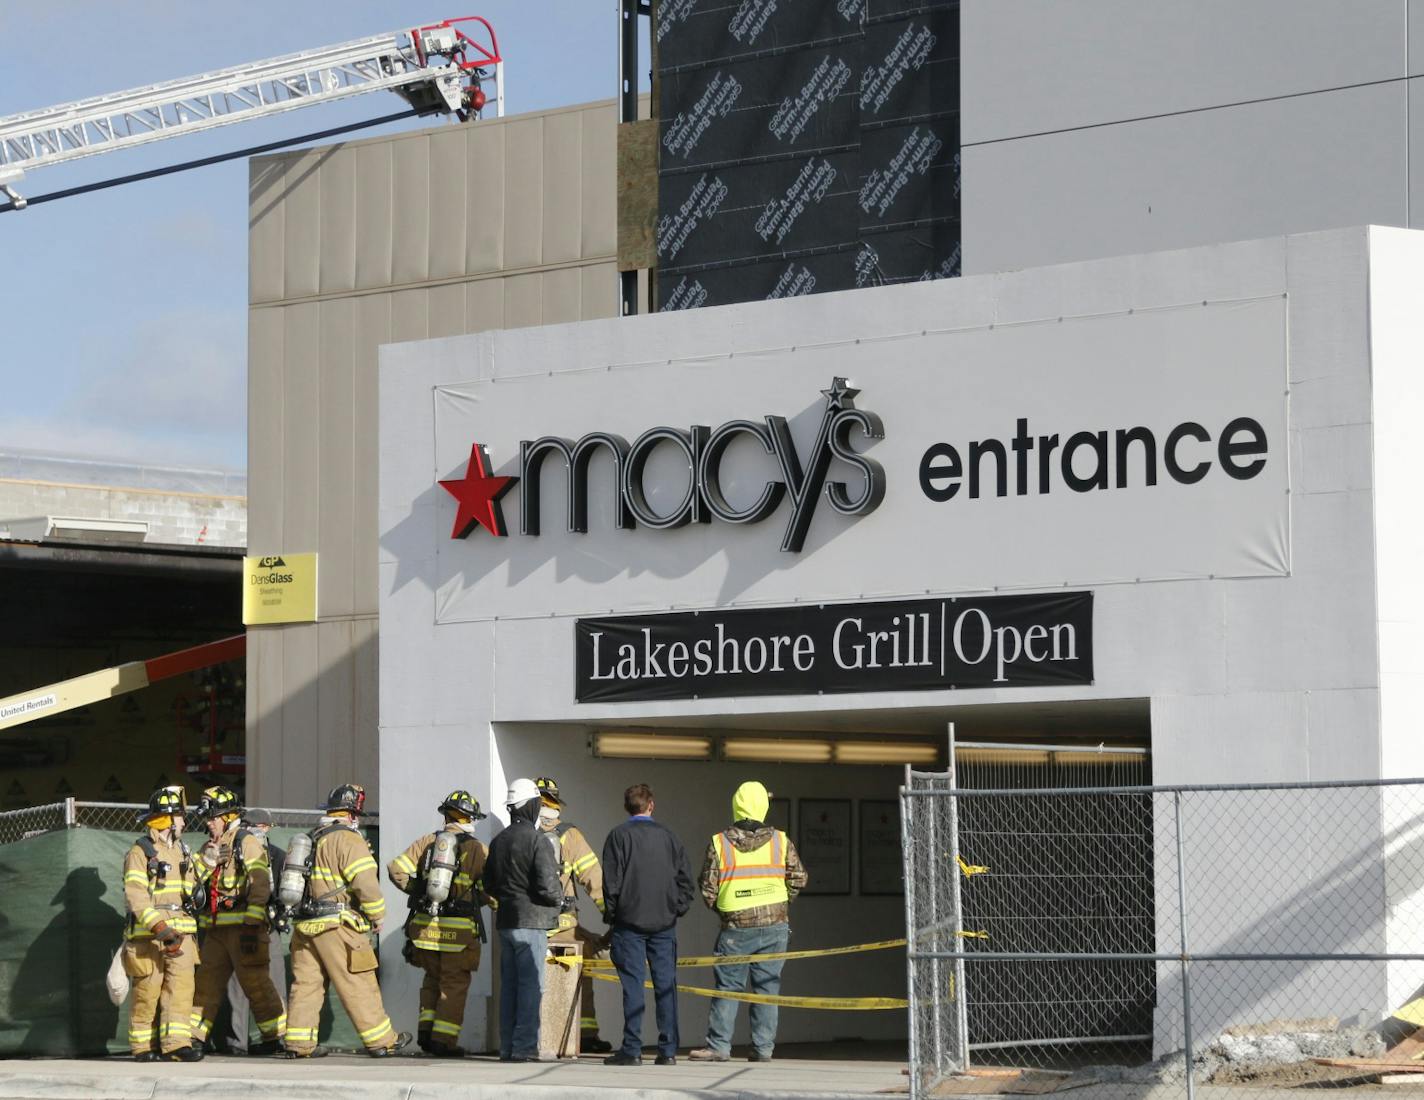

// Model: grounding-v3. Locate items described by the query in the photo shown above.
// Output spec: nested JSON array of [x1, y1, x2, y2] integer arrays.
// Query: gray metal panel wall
[[246, 100, 619, 810], [962, 1, 1421, 274]]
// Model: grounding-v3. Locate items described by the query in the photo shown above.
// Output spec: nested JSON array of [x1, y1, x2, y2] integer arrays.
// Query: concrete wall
[[961, 1, 1424, 273], [245, 99, 622, 811], [377, 227, 1419, 1047]]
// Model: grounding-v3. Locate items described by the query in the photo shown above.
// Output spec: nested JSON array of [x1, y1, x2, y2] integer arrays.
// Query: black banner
[[575, 591, 1092, 703], [655, 2, 962, 311]]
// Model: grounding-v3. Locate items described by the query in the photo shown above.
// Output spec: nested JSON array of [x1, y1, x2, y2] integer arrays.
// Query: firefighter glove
[[152, 921, 183, 955]]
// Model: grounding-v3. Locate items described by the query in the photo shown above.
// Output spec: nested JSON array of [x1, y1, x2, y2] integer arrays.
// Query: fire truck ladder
[[0, 16, 502, 208]]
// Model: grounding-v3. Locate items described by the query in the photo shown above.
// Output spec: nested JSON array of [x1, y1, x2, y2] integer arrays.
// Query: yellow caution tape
[[958, 855, 989, 877], [582, 936, 909, 970], [552, 933, 986, 972], [582, 968, 907, 1010]]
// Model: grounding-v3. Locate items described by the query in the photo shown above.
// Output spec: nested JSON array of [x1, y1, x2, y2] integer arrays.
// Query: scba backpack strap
[[299, 823, 355, 915]]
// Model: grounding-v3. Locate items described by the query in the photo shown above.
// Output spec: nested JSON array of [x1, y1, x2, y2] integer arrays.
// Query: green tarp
[[0, 826, 374, 1056]]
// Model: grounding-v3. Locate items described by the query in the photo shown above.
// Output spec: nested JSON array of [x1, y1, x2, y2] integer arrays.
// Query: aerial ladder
[[0, 16, 502, 208]]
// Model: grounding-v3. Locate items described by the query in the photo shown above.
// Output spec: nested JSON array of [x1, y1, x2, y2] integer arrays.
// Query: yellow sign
[[243, 553, 318, 625]]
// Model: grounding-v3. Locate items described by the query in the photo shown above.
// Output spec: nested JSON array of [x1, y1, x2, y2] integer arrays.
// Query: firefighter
[[387, 789, 490, 1056], [283, 783, 408, 1058], [188, 786, 286, 1055], [533, 776, 611, 1053], [121, 786, 202, 1061]]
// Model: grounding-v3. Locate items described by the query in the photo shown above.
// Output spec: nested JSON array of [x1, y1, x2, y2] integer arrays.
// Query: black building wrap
[[575, 591, 1092, 703], [655, 0, 961, 310]]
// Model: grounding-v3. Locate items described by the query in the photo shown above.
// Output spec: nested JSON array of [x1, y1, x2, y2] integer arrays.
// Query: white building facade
[[374, 225, 1424, 1049]]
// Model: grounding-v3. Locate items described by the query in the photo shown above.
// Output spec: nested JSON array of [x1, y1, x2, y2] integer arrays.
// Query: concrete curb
[[0, 1069, 892, 1100]]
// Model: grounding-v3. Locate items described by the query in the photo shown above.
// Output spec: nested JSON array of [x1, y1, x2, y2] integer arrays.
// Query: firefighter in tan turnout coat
[[281, 783, 406, 1057], [388, 789, 490, 1056], [534, 776, 612, 1052], [121, 786, 203, 1061], [188, 785, 286, 1054]]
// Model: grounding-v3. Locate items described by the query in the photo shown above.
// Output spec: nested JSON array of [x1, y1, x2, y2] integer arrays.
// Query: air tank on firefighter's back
[[425, 829, 460, 907], [277, 831, 314, 908]]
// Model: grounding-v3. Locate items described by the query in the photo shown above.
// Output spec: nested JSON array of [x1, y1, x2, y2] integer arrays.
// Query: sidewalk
[[0, 1051, 908, 1100]]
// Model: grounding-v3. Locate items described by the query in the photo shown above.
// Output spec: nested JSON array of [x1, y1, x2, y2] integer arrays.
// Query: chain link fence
[[0, 799, 377, 842], [902, 773, 1424, 1099]]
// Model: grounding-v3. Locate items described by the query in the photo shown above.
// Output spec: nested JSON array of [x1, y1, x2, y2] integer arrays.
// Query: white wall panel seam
[[248, 255, 617, 310], [963, 74, 1422, 148]]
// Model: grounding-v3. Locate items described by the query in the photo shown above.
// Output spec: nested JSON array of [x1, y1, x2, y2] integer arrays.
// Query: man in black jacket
[[483, 777, 562, 1061], [600, 783, 694, 1066]]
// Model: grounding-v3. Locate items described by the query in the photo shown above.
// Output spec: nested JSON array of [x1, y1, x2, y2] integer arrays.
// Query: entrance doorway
[[492, 698, 1150, 1061]]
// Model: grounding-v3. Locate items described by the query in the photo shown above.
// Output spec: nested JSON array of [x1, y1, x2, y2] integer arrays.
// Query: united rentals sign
[[439, 377, 884, 553], [575, 592, 1093, 703]]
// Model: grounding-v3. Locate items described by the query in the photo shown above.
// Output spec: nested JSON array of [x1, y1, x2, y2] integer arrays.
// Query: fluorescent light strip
[[835, 741, 943, 766], [592, 732, 713, 760], [722, 738, 834, 764]]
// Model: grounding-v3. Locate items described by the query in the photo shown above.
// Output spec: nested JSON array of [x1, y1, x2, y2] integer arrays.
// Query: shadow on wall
[[1150, 790, 1424, 1046], [10, 864, 124, 1055]]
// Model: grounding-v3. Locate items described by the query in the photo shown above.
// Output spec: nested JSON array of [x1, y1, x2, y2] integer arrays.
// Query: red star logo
[[439, 444, 518, 539]]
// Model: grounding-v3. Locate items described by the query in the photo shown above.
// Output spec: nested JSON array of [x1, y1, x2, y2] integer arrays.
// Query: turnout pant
[[550, 924, 601, 1036], [191, 925, 287, 1043], [285, 925, 395, 1053], [123, 935, 199, 1055], [609, 925, 678, 1060], [412, 943, 481, 1048]]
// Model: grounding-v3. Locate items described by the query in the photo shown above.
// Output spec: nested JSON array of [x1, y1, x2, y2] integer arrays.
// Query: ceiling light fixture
[[590, 732, 714, 760], [722, 738, 834, 764], [835, 741, 943, 766]]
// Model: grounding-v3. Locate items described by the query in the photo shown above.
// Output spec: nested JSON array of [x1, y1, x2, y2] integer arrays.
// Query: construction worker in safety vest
[[688, 780, 808, 1064], [283, 784, 409, 1058], [121, 786, 203, 1061], [188, 785, 287, 1055], [387, 789, 490, 1056], [533, 776, 612, 1053]]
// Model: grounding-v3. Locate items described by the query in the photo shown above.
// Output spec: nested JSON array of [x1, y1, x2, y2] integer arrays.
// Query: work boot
[[688, 1047, 729, 1062], [426, 1044, 469, 1058], [603, 1051, 643, 1065], [247, 1038, 283, 1056], [368, 1031, 414, 1058], [749, 1050, 773, 1062], [132, 1051, 160, 1062], [582, 1034, 613, 1054], [284, 1047, 329, 1059], [417, 1030, 433, 1054], [164, 1045, 204, 1062]]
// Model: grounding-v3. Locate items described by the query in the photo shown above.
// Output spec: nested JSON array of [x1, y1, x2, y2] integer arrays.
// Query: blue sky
[[1, 2, 637, 472]]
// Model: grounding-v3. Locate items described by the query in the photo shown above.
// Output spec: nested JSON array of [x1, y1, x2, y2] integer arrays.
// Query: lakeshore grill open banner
[[575, 592, 1092, 703]]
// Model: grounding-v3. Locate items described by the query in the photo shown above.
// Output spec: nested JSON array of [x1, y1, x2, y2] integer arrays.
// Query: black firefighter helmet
[[194, 785, 243, 823], [533, 776, 565, 808], [438, 789, 486, 821], [136, 785, 186, 824], [323, 783, 367, 815]]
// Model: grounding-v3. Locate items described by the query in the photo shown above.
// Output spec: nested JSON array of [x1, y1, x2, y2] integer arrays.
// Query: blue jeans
[[609, 925, 678, 1058], [705, 923, 789, 1056], [498, 927, 548, 1058]]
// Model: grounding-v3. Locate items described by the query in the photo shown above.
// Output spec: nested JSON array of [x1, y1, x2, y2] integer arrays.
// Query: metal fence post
[[1173, 789, 1195, 1100], [63, 797, 75, 827], [901, 766, 920, 1100]]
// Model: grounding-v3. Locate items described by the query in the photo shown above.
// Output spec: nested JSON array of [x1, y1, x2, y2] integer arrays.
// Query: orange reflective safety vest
[[713, 830, 790, 913]]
